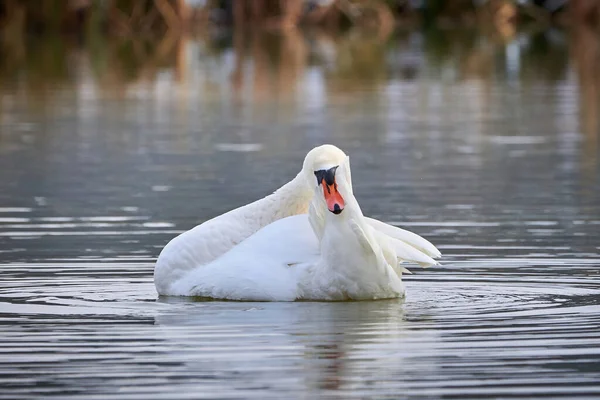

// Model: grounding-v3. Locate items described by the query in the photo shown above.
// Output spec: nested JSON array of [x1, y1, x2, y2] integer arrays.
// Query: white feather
[[154, 145, 441, 300], [365, 217, 442, 259]]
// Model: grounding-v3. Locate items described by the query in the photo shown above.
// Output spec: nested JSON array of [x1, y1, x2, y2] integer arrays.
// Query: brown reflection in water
[[229, 26, 396, 102], [0, 32, 185, 98], [325, 29, 390, 95], [0, 25, 586, 126], [96, 33, 184, 92], [311, 343, 344, 390], [243, 27, 307, 103], [571, 22, 600, 176]]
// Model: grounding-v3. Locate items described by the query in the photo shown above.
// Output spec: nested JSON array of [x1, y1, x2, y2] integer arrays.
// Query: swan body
[[168, 212, 404, 301], [154, 173, 312, 295], [168, 215, 317, 301], [157, 149, 441, 301]]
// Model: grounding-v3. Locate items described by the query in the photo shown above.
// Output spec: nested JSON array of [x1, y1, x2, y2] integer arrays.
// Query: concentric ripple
[[1, 260, 600, 399]]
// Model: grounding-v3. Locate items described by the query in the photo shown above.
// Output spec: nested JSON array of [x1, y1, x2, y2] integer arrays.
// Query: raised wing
[[365, 217, 441, 259]]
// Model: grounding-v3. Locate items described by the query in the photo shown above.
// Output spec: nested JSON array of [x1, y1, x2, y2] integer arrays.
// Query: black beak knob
[[315, 166, 339, 186]]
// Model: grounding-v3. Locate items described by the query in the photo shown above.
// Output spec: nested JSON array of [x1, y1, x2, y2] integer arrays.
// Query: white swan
[[155, 147, 441, 300]]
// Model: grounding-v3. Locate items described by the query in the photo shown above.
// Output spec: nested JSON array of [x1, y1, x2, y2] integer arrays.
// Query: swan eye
[[314, 166, 338, 186]]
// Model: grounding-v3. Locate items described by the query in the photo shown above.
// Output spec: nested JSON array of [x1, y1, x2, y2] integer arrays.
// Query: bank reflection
[[0, 25, 597, 190]]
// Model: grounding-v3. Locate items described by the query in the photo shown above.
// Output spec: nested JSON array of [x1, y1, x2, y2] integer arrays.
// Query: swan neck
[[261, 171, 313, 220], [322, 196, 364, 227]]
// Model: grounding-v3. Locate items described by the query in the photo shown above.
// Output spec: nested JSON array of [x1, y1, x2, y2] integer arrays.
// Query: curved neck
[[307, 189, 364, 242], [326, 197, 363, 224], [244, 171, 313, 226]]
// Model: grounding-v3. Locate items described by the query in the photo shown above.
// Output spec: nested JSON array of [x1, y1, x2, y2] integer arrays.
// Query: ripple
[[0, 208, 32, 213], [489, 135, 547, 145], [1, 260, 599, 398]]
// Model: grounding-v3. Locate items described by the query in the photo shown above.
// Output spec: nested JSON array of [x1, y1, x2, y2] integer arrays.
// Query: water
[[1, 27, 600, 398]]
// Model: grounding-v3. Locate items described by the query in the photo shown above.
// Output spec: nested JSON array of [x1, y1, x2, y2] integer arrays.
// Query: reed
[[0, 0, 196, 35], [0, 1, 591, 37]]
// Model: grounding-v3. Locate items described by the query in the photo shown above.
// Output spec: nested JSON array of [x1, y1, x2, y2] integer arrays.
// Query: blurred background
[[0, 0, 598, 259], [1, 2, 600, 399], [0, 0, 599, 261]]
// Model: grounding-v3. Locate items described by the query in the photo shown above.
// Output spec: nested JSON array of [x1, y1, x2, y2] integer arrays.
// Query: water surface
[[1, 27, 599, 398]]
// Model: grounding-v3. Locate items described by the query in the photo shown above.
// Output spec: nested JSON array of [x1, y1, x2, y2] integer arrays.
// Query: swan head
[[302, 145, 352, 215]]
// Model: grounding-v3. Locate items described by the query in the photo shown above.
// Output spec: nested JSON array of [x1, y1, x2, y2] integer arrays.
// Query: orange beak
[[321, 179, 345, 214]]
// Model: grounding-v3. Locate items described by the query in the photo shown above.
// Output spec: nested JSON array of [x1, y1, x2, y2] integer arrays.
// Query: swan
[[157, 150, 441, 300]]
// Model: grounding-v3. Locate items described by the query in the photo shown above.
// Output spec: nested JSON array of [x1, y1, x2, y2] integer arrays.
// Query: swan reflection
[[154, 298, 439, 391]]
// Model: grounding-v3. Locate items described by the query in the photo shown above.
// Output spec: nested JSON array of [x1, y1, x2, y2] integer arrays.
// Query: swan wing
[[349, 219, 400, 279], [167, 215, 320, 301], [349, 219, 377, 256], [370, 227, 439, 268], [365, 217, 441, 259], [234, 214, 319, 264], [308, 201, 325, 242]]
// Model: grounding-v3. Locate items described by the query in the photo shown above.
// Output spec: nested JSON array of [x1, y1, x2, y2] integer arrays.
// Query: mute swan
[[158, 152, 440, 301], [154, 144, 440, 296]]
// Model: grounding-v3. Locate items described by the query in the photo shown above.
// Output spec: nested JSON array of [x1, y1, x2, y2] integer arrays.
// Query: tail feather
[[389, 235, 439, 267], [365, 217, 442, 259], [371, 228, 439, 268]]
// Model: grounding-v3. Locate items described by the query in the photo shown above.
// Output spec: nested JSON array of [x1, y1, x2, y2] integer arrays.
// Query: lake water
[[1, 26, 599, 398]]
